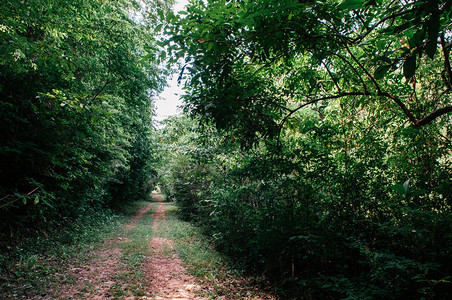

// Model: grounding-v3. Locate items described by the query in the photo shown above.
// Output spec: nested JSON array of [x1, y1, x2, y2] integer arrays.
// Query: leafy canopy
[[164, 0, 452, 146]]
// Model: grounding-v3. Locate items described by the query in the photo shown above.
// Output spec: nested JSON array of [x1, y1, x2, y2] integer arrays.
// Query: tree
[[159, 1, 452, 298], [166, 0, 451, 145], [0, 0, 169, 231]]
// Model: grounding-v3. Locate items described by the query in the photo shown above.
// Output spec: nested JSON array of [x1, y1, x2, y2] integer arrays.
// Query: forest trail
[[58, 195, 276, 299], [146, 194, 205, 299], [61, 195, 203, 299]]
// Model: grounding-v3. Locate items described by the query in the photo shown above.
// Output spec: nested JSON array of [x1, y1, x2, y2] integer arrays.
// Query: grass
[[0, 199, 276, 299], [117, 200, 152, 216], [0, 201, 153, 299], [0, 211, 125, 298], [157, 202, 276, 299], [112, 208, 155, 298]]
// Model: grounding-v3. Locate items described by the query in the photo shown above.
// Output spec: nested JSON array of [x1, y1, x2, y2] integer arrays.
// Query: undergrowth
[[0, 202, 147, 299]]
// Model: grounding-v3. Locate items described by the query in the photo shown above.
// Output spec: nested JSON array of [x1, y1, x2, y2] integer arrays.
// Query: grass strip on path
[[1, 198, 278, 299], [69, 202, 155, 299], [0, 201, 155, 299], [155, 201, 277, 300]]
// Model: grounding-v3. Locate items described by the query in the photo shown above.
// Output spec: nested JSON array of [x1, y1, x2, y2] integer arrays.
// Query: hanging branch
[[321, 60, 342, 93], [328, 50, 370, 93], [441, 34, 452, 90], [275, 89, 451, 145], [344, 43, 382, 93]]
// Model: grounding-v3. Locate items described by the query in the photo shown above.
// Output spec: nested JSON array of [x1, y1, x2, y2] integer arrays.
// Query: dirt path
[[127, 203, 154, 230], [58, 196, 276, 299], [61, 203, 155, 299], [146, 195, 204, 299], [61, 196, 205, 299]]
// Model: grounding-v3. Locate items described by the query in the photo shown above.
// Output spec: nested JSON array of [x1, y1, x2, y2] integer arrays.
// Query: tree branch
[[91, 79, 111, 102], [415, 106, 452, 127], [377, 91, 417, 124], [276, 91, 451, 138], [322, 60, 342, 93], [277, 93, 363, 136], [0, 187, 41, 210], [238, 97, 292, 113], [328, 51, 369, 93], [344, 43, 382, 93], [352, 8, 415, 43]]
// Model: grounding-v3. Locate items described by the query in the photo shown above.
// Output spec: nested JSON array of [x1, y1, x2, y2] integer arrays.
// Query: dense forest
[[0, 0, 168, 229], [1, 0, 452, 299]]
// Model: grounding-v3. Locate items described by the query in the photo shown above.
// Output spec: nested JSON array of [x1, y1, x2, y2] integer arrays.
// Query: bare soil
[[146, 196, 205, 299], [60, 205, 154, 299], [57, 195, 276, 299], [61, 245, 122, 299], [60, 196, 204, 299]]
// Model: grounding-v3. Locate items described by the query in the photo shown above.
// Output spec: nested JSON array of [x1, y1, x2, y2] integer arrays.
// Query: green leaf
[[154, 23, 164, 33], [376, 39, 388, 50], [390, 184, 407, 195], [34, 196, 39, 204], [160, 51, 167, 61], [374, 65, 391, 79], [339, 0, 366, 9], [391, 179, 410, 195], [403, 55, 416, 79], [142, 53, 155, 62], [409, 189, 427, 197], [378, 56, 392, 64], [425, 14, 440, 59], [403, 179, 410, 193], [409, 29, 426, 49], [404, 29, 414, 39]]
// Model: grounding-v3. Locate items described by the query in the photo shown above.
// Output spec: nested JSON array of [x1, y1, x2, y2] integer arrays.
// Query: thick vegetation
[[1, 0, 451, 299], [159, 0, 452, 298], [0, 0, 174, 293], [0, 0, 169, 234]]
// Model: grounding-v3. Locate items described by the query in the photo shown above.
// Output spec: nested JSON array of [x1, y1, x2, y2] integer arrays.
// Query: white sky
[[154, 75, 184, 123], [172, 0, 189, 12], [153, 0, 189, 124]]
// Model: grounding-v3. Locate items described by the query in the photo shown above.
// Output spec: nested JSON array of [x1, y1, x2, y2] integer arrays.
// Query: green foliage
[[114, 210, 154, 298], [156, 115, 221, 220], [159, 112, 452, 298], [164, 0, 452, 146], [0, 200, 157, 299], [158, 203, 275, 299], [158, 0, 452, 291], [0, 0, 168, 232]]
